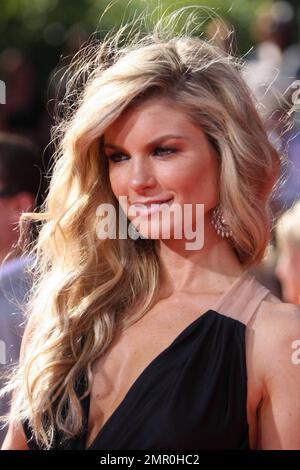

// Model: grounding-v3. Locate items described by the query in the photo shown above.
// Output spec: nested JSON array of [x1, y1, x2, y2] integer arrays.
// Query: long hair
[[0, 6, 281, 449]]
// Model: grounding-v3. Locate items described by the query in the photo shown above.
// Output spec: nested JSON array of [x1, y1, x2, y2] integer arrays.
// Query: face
[[275, 241, 300, 304], [103, 96, 220, 244]]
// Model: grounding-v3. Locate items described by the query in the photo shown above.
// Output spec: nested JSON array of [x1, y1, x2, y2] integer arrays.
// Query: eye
[[106, 153, 128, 163], [153, 146, 177, 156], [105, 146, 177, 163]]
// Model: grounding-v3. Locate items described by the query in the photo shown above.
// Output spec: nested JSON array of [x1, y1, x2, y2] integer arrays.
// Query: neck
[[156, 223, 244, 297]]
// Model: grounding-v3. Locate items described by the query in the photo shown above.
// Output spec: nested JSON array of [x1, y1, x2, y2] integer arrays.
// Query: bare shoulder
[[245, 290, 300, 403], [250, 293, 300, 449], [251, 291, 300, 363], [255, 291, 300, 337], [259, 293, 300, 376]]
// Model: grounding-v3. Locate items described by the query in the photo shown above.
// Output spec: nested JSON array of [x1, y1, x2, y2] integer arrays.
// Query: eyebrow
[[103, 134, 188, 150]]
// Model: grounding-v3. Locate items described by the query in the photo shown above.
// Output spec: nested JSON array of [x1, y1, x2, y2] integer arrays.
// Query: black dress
[[22, 272, 270, 450]]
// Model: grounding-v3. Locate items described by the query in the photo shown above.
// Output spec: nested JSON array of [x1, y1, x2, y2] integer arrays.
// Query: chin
[[130, 220, 177, 240]]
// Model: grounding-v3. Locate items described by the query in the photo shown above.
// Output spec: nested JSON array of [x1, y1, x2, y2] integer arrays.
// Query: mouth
[[129, 198, 174, 216]]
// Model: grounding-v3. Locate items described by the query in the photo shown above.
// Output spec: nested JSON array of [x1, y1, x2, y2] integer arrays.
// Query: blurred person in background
[[243, 1, 300, 212], [242, 1, 300, 296], [275, 199, 300, 305], [0, 131, 44, 446]]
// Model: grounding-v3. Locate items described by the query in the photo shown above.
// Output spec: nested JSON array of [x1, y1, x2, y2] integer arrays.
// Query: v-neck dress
[[22, 270, 270, 450]]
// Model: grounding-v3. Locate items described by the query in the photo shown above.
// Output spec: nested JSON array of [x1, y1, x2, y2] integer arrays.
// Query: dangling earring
[[211, 204, 233, 239]]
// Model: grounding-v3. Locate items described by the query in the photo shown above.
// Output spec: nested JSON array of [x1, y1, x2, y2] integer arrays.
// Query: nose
[[128, 158, 157, 192]]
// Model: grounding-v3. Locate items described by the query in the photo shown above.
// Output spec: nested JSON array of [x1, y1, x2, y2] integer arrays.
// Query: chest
[[85, 296, 262, 449]]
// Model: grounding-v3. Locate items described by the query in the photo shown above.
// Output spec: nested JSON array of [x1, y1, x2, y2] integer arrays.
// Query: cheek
[[172, 159, 219, 203], [108, 168, 126, 198], [108, 169, 132, 217], [108, 153, 219, 201]]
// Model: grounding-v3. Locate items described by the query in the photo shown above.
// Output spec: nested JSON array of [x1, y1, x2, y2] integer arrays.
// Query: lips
[[129, 198, 174, 216]]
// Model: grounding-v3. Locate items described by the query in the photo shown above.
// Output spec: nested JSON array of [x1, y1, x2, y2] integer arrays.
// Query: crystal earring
[[211, 204, 233, 239]]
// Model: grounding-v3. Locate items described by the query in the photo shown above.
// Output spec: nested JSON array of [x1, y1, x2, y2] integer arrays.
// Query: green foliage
[[0, 0, 288, 103], [0, 0, 271, 52]]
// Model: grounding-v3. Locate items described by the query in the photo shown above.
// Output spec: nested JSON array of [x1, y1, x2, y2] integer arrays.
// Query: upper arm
[[1, 315, 36, 450], [257, 303, 300, 449]]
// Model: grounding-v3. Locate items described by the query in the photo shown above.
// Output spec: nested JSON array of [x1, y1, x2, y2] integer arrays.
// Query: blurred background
[[0, 1, 300, 443]]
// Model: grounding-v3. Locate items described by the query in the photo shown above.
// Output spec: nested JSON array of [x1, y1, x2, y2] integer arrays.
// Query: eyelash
[[106, 147, 177, 163]]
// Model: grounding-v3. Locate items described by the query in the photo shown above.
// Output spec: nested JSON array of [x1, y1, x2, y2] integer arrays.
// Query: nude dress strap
[[212, 270, 271, 326]]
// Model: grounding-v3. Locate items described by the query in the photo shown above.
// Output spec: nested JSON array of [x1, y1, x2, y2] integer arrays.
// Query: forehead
[[104, 97, 194, 143]]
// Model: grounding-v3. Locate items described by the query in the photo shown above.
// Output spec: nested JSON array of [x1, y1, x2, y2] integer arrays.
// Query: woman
[[1, 9, 300, 450], [275, 200, 300, 305]]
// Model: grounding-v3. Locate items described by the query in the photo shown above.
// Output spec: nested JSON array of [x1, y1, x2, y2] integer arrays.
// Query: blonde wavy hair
[[0, 5, 281, 449]]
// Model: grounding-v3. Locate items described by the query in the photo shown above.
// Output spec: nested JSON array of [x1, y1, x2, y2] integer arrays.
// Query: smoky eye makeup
[[103, 145, 178, 162]]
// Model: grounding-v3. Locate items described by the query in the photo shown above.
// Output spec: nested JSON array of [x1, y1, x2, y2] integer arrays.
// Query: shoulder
[[253, 293, 300, 392], [255, 292, 300, 343], [251, 295, 300, 449]]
